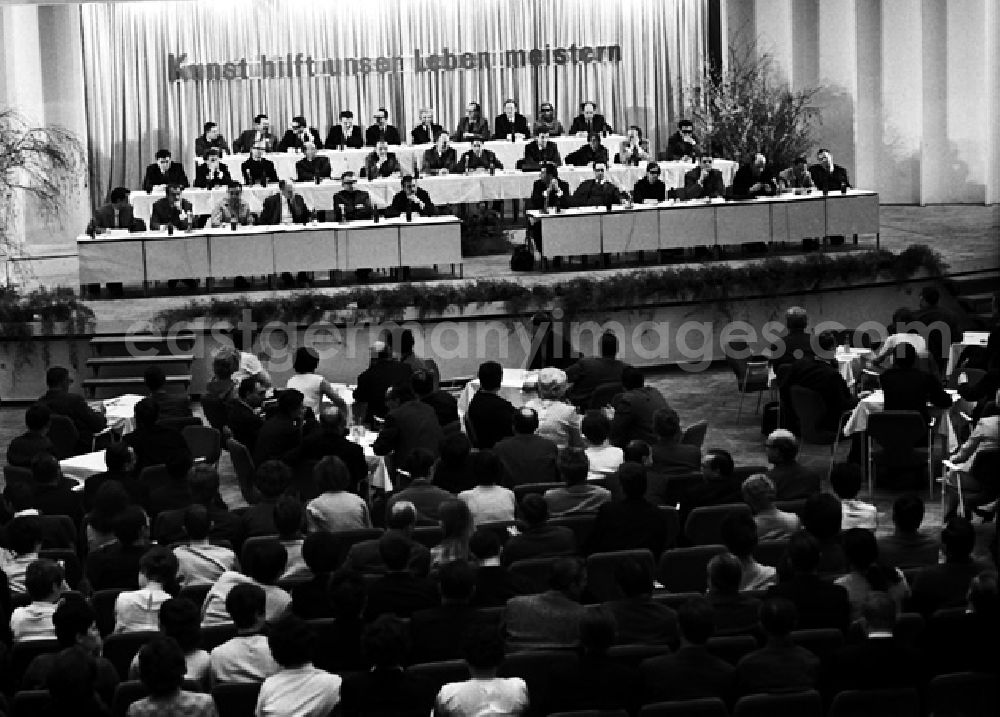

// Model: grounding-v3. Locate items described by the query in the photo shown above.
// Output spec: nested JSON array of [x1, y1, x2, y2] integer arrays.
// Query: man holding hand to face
[[386, 175, 435, 218]]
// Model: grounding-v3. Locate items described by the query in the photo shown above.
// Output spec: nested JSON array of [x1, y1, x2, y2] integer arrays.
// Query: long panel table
[[77, 216, 462, 288], [131, 161, 738, 226], [526, 190, 879, 258]]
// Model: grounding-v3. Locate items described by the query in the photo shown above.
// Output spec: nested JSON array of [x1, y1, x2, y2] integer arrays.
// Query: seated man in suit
[[614, 126, 652, 166], [665, 118, 699, 161], [877, 494, 940, 569], [566, 330, 627, 407], [7, 404, 55, 468], [195, 121, 230, 157], [421, 131, 458, 175], [324, 110, 364, 150], [385, 175, 435, 218], [353, 340, 413, 427], [602, 557, 679, 646], [209, 182, 256, 227], [36, 366, 106, 456], [766, 531, 850, 631], [459, 138, 503, 173], [764, 430, 823, 500], [258, 180, 311, 225], [737, 597, 820, 694], [610, 367, 669, 447], [148, 184, 193, 231], [910, 517, 988, 616], [572, 161, 621, 207], [493, 99, 530, 140], [493, 407, 559, 487], [521, 129, 562, 171], [565, 133, 610, 167], [123, 397, 189, 472], [294, 142, 331, 183], [194, 149, 232, 189], [631, 162, 666, 204], [466, 361, 516, 450], [503, 556, 589, 651], [365, 107, 401, 146], [332, 171, 374, 221], [363, 140, 401, 179], [649, 408, 701, 479], [880, 342, 952, 426], [455, 101, 490, 142], [227, 376, 265, 454], [409, 561, 487, 663], [364, 533, 439, 619], [89, 187, 145, 233], [532, 101, 565, 137], [277, 115, 322, 153], [569, 101, 612, 136], [731, 152, 777, 199], [809, 147, 851, 192], [142, 149, 189, 193], [236, 113, 275, 153], [253, 389, 305, 466], [777, 155, 815, 190], [528, 163, 570, 256], [779, 331, 857, 435], [143, 365, 193, 419], [241, 142, 280, 186], [411, 108, 444, 145], [587, 463, 668, 557], [767, 305, 814, 369], [683, 153, 726, 199]]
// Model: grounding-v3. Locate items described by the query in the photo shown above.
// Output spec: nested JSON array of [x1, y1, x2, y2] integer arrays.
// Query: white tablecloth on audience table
[[767, 348, 873, 389], [97, 393, 144, 435], [842, 388, 969, 451], [947, 332, 990, 377], [456, 368, 539, 416]]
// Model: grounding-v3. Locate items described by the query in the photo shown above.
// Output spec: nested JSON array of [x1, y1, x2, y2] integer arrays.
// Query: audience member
[[741, 473, 800, 540], [1, 515, 42, 594], [800, 492, 848, 574], [602, 557, 679, 646], [290, 531, 340, 619], [29, 453, 84, 526], [524, 367, 583, 449], [85, 505, 151, 591], [736, 598, 819, 694], [779, 330, 857, 434], [340, 501, 430, 577], [877, 494, 940, 569], [83, 442, 143, 512], [502, 494, 577, 567], [364, 532, 439, 619], [764, 429, 822, 500], [681, 449, 741, 521], [319, 572, 368, 673], [410, 560, 487, 663], [881, 342, 953, 426], [467, 361, 517, 449], [144, 365, 193, 419], [305, 455, 371, 532], [650, 408, 700, 475], [431, 499, 475, 570], [682, 153, 726, 198], [253, 388, 305, 466], [256, 614, 343, 716], [610, 367, 669, 448], [432, 431, 476, 494], [458, 451, 516, 525], [767, 306, 814, 369], [435, 625, 529, 716], [43, 646, 112, 717], [504, 556, 589, 651], [114, 547, 179, 633], [227, 376, 265, 453], [3, 481, 77, 550], [146, 449, 195, 518], [544, 448, 611, 517], [566, 331, 627, 407], [909, 516, 985, 616], [835, 528, 910, 622], [766, 531, 850, 632], [720, 510, 777, 591], [413, 368, 459, 428], [706, 553, 762, 636], [129, 598, 209, 686], [37, 366, 107, 454], [209, 582, 279, 685], [374, 382, 445, 470], [386, 449, 454, 524], [153, 465, 243, 548], [130, 636, 215, 717], [172, 505, 238, 587], [586, 462, 667, 556], [493, 407, 560, 487], [124, 398, 188, 472], [665, 118, 700, 160], [6, 403, 55, 467], [202, 538, 291, 624], [240, 460, 291, 538], [285, 346, 344, 416], [831, 462, 877, 530], [583, 410, 624, 479], [10, 558, 64, 641], [469, 528, 527, 607]]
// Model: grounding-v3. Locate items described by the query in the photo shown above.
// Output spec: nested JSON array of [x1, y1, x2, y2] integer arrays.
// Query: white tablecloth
[[842, 388, 968, 451], [768, 348, 873, 389], [947, 332, 990, 377], [456, 368, 538, 416]]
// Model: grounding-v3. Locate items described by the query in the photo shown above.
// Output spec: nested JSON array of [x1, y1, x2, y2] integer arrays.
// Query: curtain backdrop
[[81, 0, 708, 202]]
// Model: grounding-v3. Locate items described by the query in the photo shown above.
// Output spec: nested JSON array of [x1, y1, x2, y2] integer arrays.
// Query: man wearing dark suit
[[521, 131, 562, 171], [731, 153, 777, 199], [529, 163, 571, 211], [152, 467, 243, 548], [503, 557, 589, 652], [142, 149, 189, 193], [227, 376, 265, 455], [565, 134, 610, 168], [459, 139, 503, 172], [287, 406, 367, 491], [143, 365, 193, 420], [340, 501, 430, 577], [466, 361, 517, 449], [665, 119, 700, 160], [880, 342, 952, 425], [195, 121, 230, 157], [683, 154, 726, 199], [569, 101, 612, 136], [455, 101, 490, 141], [767, 305, 815, 369], [235, 114, 275, 153], [276, 115, 323, 153], [779, 333, 857, 434], [29, 453, 84, 527], [410, 108, 444, 145], [641, 596, 736, 705], [89, 187, 145, 233], [766, 531, 850, 632], [324, 110, 364, 149], [587, 464, 669, 557], [122, 398, 189, 472], [765, 430, 823, 501], [363, 140, 401, 179], [649, 408, 701, 477], [36, 366, 107, 455], [501, 495, 577, 567], [258, 180, 311, 225], [808, 148, 851, 192], [332, 171, 374, 221], [680, 450, 742, 520], [493, 99, 531, 140], [410, 561, 493, 663], [610, 368, 670, 447], [877, 494, 940, 569], [6, 404, 55, 468], [253, 389, 305, 466], [572, 161, 621, 207], [373, 384, 445, 470], [385, 175, 435, 218], [294, 143, 332, 182], [365, 107, 401, 146], [566, 331, 627, 407], [737, 597, 820, 695], [193, 150, 233, 189], [364, 533, 439, 619], [493, 408, 559, 486], [411, 370, 458, 429], [602, 558, 680, 646], [909, 517, 985, 616], [421, 132, 458, 174], [240, 143, 280, 186], [353, 341, 413, 426], [632, 162, 666, 203], [149, 184, 194, 231], [706, 554, 763, 635]]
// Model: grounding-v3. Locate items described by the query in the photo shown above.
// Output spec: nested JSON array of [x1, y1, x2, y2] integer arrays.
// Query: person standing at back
[[466, 361, 517, 449]]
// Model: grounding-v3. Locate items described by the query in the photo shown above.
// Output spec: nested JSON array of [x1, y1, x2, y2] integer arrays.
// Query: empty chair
[[586, 549, 655, 601], [549, 514, 598, 549], [927, 672, 999, 717], [639, 698, 729, 717], [47, 414, 80, 459], [790, 628, 844, 663], [508, 556, 561, 594], [733, 690, 823, 717], [681, 420, 709, 448], [182, 425, 222, 465], [91, 588, 125, 636], [751, 539, 788, 567], [657, 545, 727, 593], [405, 659, 471, 697], [725, 345, 770, 423], [828, 688, 921, 717], [705, 635, 758, 665], [226, 439, 259, 505], [684, 504, 752, 546], [102, 630, 158, 681], [213, 682, 263, 717]]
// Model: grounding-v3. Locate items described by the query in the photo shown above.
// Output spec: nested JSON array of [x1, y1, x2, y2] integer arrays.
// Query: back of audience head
[[721, 511, 759, 560], [114, 504, 150, 546], [621, 366, 644, 390], [302, 530, 340, 575], [615, 557, 653, 598], [599, 331, 619, 359], [104, 441, 133, 473], [405, 447, 435, 480], [892, 493, 925, 534], [273, 494, 304, 538], [816, 330, 839, 355], [760, 597, 798, 639], [702, 449, 734, 480], [942, 516, 975, 562], [362, 614, 411, 669], [188, 465, 222, 505], [618, 462, 648, 500], [89, 480, 130, 533], [478, 360, 503, 391], [582, 410, 611, 446], [31, 453, 61, 485], [388, 500, 418, 532], [137, 636, 186, 696], [549, 556, 586, 597], [159, 597, 202, 653], [26, 558, 64, 602], [25, 403, 51, 432], [558, 447, 590, 485], [439, 499, 474, 542], [314, 455, 351, 494], [140, 546, 180, 593], [226, 582, 267, 631], [765, 429, 798, 463], [438, 559, 476, 604], [319, 405, 348, 435], [134, 397, 159, 429], [579, 607, 616, 656], [741, 474, 776, 513], [292, 346, 320, 374], [653, 408, 683, 443], [183, 504, 211, 542], [239, 376, 263, 404], [255, 460, 291, 498], [410, 369, 434, 398], [53, 592, 100, 650], [520, 493, 549, 526], [387, 382, 416, 408], [512, 407, 539, 435], [277, 387, 305, 416], [679, 596, 716, 645], [438, 431, 472, 467], [894, 342, 918, 369], [46, 646, 98, 706], [706, 553, 743, 596], [463, 623, 505, 674], [328, 571, 367, 620], [786, 530, 822, 574], [143, 365, 167, 392], [830, 462, 864, 501], [244, 538, 288, 585], [470, 527, 502, 563], [268, 615, 316, 668], [473, 450, 503, 487], [379, 532, 413, 571], [801, 493, 843, 542], [860, 591, 897, 634], [8, 514, 42, 555], [46, 365, 71, 389], [623, 439, 651, 464]]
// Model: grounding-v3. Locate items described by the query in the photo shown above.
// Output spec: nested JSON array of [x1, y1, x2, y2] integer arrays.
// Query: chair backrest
[[606, 642, 670, 667], [658, 505, 682, 552], [226, 439, 259, 505], [586, 549, 655, 601], [752, 538, 789, 567], [405, 659, 471, 696], [39, 548, 81, 588], [412, 525, 444, 549], [639, 698, 729, 717], [12, 689, 52, 717], [11, 639, 61, 686], [92, 587, 125, 636], [790, 627, 845, 662], [828, 688, 920, 717], [240, 534, 280, 568], [102, 630, 158, 680], [742, 360, 770, 393], [681, 420, 710, 448], [734, 690, 823, 717], [657, 545, 726, 593], [331, 527, 385, 566], [137, 463, 170, 485], [508, 556, 562, 594], [589, 382, 624, 409], [200, 396, 229, 431], [650, 591, 702, 611], [158, 416, 203, 431], [289, 458, 320, 501], [200, 622, 238, 651], [971, 449, 1000, 487], [705, 634, 758, 665], [178, 582, 213, 612], [213, 682, 264, 717], [4, 463, 34, 488], [892, 612, 925, 648], [499, 649, 580, 711], [866, 411, 928, 455], [182, 425, 222, 464], [927, 672, 999, 717], [548, 514, 598, 549], [513, 482, 563, 506], [789, 386, 837, 444], [684, 503, 752, 546], [47, 414, 80, 459]]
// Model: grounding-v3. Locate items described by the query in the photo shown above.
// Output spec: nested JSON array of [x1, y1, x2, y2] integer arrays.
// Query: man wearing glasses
[[522, 129, 562, 171], [365, 107, 402, 147], [455, 102, 490, 142], [277, 115, 322, 153], [632, 162, 666, 203], [666, 119, 700, 161], [532, 102, 565, 137], [332, 171, 374, 221], [683, 154, 725, 199], [571, 161, 622, 207]]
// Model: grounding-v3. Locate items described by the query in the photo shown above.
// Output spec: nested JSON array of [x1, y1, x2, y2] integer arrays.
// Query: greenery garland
[[152, 245, 946, 329], [0, 286, 95, 368]]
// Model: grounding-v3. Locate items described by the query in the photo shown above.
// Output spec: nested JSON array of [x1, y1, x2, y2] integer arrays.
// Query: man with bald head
[[290, 406, 367, 491], [731, 153, 777, 199], [766, 306, 814, 370]]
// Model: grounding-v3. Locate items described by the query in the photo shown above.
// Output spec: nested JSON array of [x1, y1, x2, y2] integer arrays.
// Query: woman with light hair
[[741, 473, 801, 540], [523, 367, 582, 450]]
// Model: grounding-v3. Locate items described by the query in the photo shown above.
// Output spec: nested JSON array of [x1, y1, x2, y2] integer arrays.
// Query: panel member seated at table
[[569, 101, 612, 136], [809, 148, 851, 192], [455, 101, 490, 142], [529, 163, 570, 211], [565, 133, 609, 167], [421, 132, 458, 175], [37, 366, 107, 456], [532, 102, 565, 137], [363, 140, 401, 179], [493, 99, 530, 141], [295, 142, 332, 183], [325, 110, 364, 150], [89, 187, 145, 233], [142, 149, 189, 193], [332, 172, 374, 221], [665, 118, 699, 161], [682, 154, 726, 199], [277, 115, 323, 153], [210, 182, 256, 227], [614, 126, 652, 166], [777, 156, 815, 191], [241, 142, 280, 186], [236, 113, 275, 153], [459, 139, 503, 173], [572, 161, 621, 207], [731, 153, 777, 199], [259, 180, 311, 225], [149, 184, 194, 230], [632, 162, 666, 203], [385, 175, 435, 218], [194, 149, 232, 190], [521, 130, 562, 171], [365, 107, 401, 146], [411, 108, 445, 145], [195, 121, 230, 157]]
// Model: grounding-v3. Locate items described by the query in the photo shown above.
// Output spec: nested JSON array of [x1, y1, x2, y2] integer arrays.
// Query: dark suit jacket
[[385, 188, 435, 218], [410, 604, 496, 662], [289, 429, 367, 491], [153, 504, 243, 548], [766, 574, 850, 632], [85, 541, 149, 591], [37, 389, 107, 454], [324, 125, 363, 150], [235, 129, 276, 153], [6, 431, 55, 468], [767, 461, 823, 501], [455, 117, 490, 141], [823, 637, 925, 696], [641, 644, 736, 704], [809, 163, 851, 192], [332, 189, 374, 221], [240, 498, 279, 538], [149, 390, 193, 420], [604, 597, 680, 646], [610, 386, 669, 447], [354, 359, 413, 425], [142, 162, 189, 193], [459, 149, 503, 172], [909, 561, 985, 616], [372, 399, 445, 469], [768, 329, 815, 369], [877, 531, 940, 569], [411, 123, 444, 145], [565, 145, 610, 168], [523, 142, 563, 169], [731, 164, 778, 198], [572, 179, 621, 207], [665, 131, 700, 160], [566, 357, 626, 406], [650, 441, 701, 475], [294, 155, 332, 182], [587, 498, 668, 557], [364, 571, 439, 619], [917, 306, 962, 370], [123, 424, 188, 472], [92, 204, 144, 232], [240, 158, 279, 186], [530, 178, 571, 210], [258, 192, 310, 225], [467, 391, 517, 449], [780, 357, 857, 433], [880, 365, 953, 425], [227, 400, 263, 455], [632, 177, 666, 203], [493, 113, 530, 140], [421, 146, 458, 173], [708, 592, 763, 635], [339, 669, 435, 717], [494, 433, 559, 486], [193, 163, 232, 189], [363, 152, 401, 179], [195, 134, 230, 157], [421, 390, 459, 428], [252, 414, 302, 466], [277, 127, 323, 153], [341, 530, 430, 577], [737, 642, 819, 694], [569, 114, 612, 135], [31, 481, 84, 526], [149, 197, 193, 230], [364, 123, 402, 146], [683, 167, 726, 198], [501, 524, 577, 567]]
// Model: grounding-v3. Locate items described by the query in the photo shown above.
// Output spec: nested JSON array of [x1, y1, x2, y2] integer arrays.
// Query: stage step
[[86, 354, 194, 368], [82, 374, 191, 393]]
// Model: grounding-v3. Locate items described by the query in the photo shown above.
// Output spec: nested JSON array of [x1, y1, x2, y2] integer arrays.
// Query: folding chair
[[508, 556, 562, 594], [102, 630, 158, 680], [733, 690, 823, 717], [867, 410, 933, 500], [639, 699, 729, 717], [828, 688, 920, 717], [725, 343, 770, 423], [657, 545, 726, 593], [586, 549, 655, 601], [789, 385, 850, 481], [684, 504, 752, 546], [226, 439, 259, 505], [182, 425, 222, 465]]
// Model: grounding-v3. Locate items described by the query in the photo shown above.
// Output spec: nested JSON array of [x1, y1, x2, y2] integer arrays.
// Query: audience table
[[842, 388, 968, 451], [767, 347, 874, 390], [947, 331, 990, 378], [90, 393, 143, 435]]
